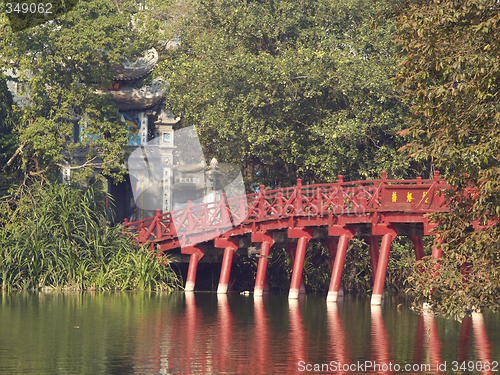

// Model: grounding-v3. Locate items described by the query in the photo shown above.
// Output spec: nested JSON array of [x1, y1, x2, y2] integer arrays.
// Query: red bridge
[[124, 171, 450, 305]]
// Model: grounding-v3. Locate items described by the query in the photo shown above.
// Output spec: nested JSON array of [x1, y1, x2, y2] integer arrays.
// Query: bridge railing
[[124, 171, 449, 245]]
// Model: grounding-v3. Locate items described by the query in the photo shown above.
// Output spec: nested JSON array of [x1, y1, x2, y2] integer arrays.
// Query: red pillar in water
[[327, 231, 354, 302], [215, 238, 239, 294], [432, 235, 443, 259], [370, 305, 391, 370], [326, 238, 344, 297], [289, 237, 309, 299], [410, 235, 424, 261], [287, 228, 313, 299], [286, 243, 306, 294], [253, 294, 269, 374], [367, 236, 380, 280], [423, 312, 442, 367], [216, 294, 232, 371], [288, 298, 306, 368], [182, 245, 204, 292], [431, 235, 444, 279], [371, 227, 396, 305], [253, 232, 274, 296], [422, 235, 444, 310]]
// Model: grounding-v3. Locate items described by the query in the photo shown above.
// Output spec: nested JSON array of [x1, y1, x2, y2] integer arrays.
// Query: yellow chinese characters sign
[[389, 190, 430, 204]]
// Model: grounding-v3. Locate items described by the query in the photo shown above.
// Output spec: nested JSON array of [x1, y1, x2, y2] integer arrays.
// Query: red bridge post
[[432, 235, 443, 259], [326, 238, 343, 298], [422, 235, 444, 310], [410, 235, 424, 261], [253, 232, 274, 296], [431, 235, 444, 280], [371, 226, 397, 305], [285, 243, 306, 295], [215, 238, 239, 294], [182, 245, 204, 292], [367, 236, 380, 280], [185, 254, 200, 291], [327, 228, 355, 302], [288, 228, 313, 299]]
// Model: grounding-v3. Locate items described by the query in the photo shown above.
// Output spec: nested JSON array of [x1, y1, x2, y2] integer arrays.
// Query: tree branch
[[55, 156, 118, 170], [2, 142, 26, 172]]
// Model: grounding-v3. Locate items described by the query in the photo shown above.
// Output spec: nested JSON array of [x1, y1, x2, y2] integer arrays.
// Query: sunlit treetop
[[0, 0, 184, 183]]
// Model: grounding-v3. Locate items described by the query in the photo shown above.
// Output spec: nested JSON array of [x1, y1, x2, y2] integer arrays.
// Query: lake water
[[0, 291, 498, 374]]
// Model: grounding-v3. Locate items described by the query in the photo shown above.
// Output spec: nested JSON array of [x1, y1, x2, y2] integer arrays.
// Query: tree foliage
[[0, 74, 15, 177], [160, 0, 424, 187], [0, 0, 176, 183], [392, 0, 500, 318]]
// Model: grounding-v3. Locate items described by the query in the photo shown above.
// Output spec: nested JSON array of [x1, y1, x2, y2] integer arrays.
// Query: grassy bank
[[0, 180, 183, 291]]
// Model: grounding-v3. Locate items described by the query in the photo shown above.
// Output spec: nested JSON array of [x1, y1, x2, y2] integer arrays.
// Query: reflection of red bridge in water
[[136, 294, 493, 374], [125, 171, 452, 305]]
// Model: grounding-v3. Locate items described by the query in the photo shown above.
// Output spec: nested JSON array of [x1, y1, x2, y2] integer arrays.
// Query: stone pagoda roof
[[108, 77, 166, 110], [99, 48, 167, 110], [111, 48, 159, 82]]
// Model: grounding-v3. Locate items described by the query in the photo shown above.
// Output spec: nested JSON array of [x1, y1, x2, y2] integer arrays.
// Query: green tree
[[392, 0, 500, 319], [0, 73, 16, 192], [0, 0, 174, 184], [0, 73, 14, 164], [160, 0, 425, 188]]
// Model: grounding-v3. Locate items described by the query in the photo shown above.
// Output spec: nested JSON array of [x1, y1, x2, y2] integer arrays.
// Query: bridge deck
[[123, 171, 451, 304], [124, 171, 449, 250]]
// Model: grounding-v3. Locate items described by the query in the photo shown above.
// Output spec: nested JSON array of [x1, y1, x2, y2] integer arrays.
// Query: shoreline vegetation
[[0, 178, 419, 295], [0, 179, 183, 292]]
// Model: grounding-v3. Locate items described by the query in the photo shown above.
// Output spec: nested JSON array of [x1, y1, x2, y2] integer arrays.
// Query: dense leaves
[[0, 0, 171, 183], [0, 180, 183, 291], [0, 0, 448, 297], [392, 0, 500, 318], [0, 74, 15, 177], [161, 0, 424, 187]]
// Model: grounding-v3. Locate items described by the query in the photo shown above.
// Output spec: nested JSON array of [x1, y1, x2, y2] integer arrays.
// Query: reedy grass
[[0, 179, 183, 291]]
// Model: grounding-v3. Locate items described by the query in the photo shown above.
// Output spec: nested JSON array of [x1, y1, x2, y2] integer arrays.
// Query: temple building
[[93, 48, 219, 223], [6, 48, 218, 223]]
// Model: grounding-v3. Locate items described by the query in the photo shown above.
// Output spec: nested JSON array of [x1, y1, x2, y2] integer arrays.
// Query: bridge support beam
[[371, 229, 396, 305], [289, 237, 309, 299], [327, 232, 354, 302], [263, 273, 271, 293], [422, 236, 445, 310], [215, 238, 239, 294], [185, 253, 201, 292], [432, 236, 443, 260], [432, 235, 444, 280], [286, 243, 306, 295], [287, 228, 313, 299], [410, 235, 424, 261], [182, 245, 204, 292], [253, 232, 274, 297], [326, 238, 343, 298], [218, 248, 235, 294], [367, 236, 380, 280]]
